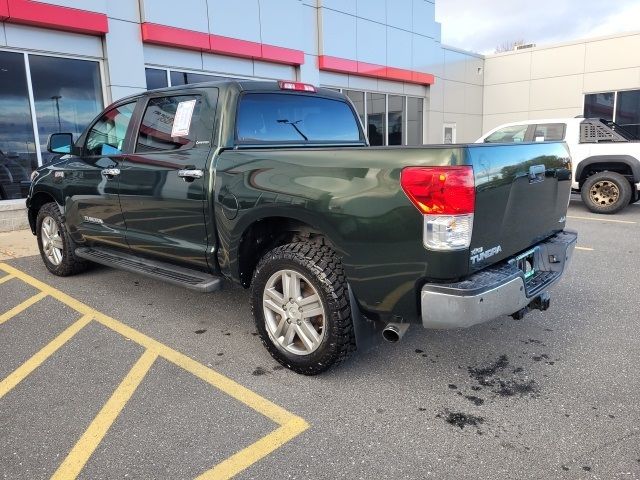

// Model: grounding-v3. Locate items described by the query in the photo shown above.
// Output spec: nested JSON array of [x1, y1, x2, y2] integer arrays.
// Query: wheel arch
[[236, 215, 337, 288], [576, 155, 640, 186], [27, 191, 61, 234]]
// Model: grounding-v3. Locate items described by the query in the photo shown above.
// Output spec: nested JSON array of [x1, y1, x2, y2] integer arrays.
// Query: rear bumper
[[420, 230, 577, 329]]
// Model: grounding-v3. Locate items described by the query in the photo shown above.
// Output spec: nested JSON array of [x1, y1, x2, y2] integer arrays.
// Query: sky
[[435, 0, 640, 54]]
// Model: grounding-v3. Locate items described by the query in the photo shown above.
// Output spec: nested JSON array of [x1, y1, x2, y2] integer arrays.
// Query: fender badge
[[54, 171, 64, 178]]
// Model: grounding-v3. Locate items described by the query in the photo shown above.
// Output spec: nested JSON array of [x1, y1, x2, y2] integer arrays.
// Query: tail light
[[400, 166, 475, 251]]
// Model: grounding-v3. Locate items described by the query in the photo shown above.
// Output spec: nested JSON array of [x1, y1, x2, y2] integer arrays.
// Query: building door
[[443, 123, 456, 144]]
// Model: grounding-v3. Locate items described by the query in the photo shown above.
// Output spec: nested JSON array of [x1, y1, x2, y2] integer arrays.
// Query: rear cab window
[[236, 93, 363, 145], [533, 123, 566, 142], [484, 124, 529, 143]]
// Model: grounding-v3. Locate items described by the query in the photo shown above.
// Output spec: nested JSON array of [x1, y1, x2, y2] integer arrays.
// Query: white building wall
[[482, 31, 640, 134]]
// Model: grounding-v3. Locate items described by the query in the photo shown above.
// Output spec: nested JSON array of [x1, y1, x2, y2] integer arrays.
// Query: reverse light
[[278, 80, 317, 92], [400, 166, 475, 251]]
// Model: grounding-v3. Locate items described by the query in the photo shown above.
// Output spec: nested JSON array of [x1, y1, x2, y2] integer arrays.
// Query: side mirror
[[47, 133, 74, 154]]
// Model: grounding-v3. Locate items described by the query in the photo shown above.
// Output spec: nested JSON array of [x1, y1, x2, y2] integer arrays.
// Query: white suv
[[477, 118, 640, 214]]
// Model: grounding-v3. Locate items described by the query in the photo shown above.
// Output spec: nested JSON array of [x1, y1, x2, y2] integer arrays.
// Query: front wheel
[[580, 171, 632, 214], [251, 242, 356, 375], [36, 202, 89, 276]]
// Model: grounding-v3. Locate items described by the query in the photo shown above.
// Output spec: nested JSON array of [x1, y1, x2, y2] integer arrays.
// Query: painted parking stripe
[[575, 246, 594, 251], [0, 291, 47, 325], [0, 263, 309, 480], [0, 313, 93, 399], [51, 349, 158, 480], [0, 274, 14, 285], [567, 215, 636, 224]]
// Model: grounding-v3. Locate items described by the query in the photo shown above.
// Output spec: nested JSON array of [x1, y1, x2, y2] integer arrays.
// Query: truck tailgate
[[466, 142, 572, 272]]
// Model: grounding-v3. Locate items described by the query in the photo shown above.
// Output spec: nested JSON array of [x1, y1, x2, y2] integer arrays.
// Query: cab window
[[136, 95, 202, 153], [533, 123, 565, 141], [85, 102, 136, 156], [236, 93, 362, 144], [484, 124, 529, 143]]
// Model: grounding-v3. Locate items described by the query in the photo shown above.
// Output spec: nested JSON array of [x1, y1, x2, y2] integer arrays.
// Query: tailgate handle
[[529, 164, 545, 183]]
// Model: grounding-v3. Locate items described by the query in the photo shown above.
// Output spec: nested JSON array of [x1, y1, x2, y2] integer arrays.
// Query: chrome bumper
[[420, 230, 577, 329]]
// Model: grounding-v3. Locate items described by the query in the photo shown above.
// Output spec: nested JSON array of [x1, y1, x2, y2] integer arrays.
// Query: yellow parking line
[[0, 313, 93, 400], [0, 291, 47, 325], [576, 246, 594, 251], [567, 215, 636, 224], [0, 274, 14, 285], [197, 422, 309, 480], [0, 262, 310, 479], [51, 349, 158, 480]]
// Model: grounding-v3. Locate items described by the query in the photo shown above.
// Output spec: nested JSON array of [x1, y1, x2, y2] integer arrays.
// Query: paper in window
[[171, 99, 197, 137]]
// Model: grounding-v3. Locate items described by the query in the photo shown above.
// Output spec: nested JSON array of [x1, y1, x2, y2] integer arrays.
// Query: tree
[[495, 39, 529, 53]]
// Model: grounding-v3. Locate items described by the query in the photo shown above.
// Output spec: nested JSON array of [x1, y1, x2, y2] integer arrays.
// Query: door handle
[[177, 169, 204, 180], [101, 168, 120, 178], [529, 164, 545, 183]]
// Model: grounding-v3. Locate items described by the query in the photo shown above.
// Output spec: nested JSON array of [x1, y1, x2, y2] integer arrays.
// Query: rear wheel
[[36, 202, 89, 276], [580, 171, 631, 214], [251, 242, 355, 375]]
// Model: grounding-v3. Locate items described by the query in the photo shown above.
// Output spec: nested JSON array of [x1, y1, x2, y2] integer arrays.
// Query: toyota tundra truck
[[27, 80, 577, 374]]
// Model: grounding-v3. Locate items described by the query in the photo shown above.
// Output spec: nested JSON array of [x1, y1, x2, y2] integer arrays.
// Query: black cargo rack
[[580, 118, 629, 143]]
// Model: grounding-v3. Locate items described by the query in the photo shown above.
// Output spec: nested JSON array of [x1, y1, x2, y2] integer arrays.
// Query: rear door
[[64, 101, 138, 249], [467, 142, 572, 271], [117, 89, 218, 270]]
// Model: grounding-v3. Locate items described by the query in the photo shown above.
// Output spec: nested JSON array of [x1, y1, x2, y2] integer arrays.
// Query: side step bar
[[75, 247, 223, 293]]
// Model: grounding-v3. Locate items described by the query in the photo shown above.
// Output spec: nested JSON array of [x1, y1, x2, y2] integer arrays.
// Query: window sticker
[[171, 99, 197, 137]]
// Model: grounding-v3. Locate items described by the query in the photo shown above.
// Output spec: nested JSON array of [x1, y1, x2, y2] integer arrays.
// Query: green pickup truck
[[27, 80, 577, 374]]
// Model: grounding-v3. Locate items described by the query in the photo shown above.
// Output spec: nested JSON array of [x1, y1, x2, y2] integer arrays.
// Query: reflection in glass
[[0, 51, 37, 200], [584, 92, 614, 121], [30, 55, 103, 164], [145, 68, 168, 90], [388, 95, 405, 145], [85, 103, 136, 156], [407, 97, 423, 145], [366, 92, 386, 146], [136, 96, 201, 152], [345, 90, 365, 127], [170, 71, 228, 86], [616, 89, 640, 138]]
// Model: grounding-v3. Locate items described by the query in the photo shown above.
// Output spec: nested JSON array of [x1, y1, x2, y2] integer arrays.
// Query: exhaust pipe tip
[[382, 323, 409, 343]]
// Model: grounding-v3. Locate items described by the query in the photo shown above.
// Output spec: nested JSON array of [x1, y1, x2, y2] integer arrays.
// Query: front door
[[64, 101, 137, 249], [117, 90, 217, 270]]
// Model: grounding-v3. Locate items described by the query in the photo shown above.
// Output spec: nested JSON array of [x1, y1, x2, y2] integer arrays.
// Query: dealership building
[[1, 0, 640, 230]]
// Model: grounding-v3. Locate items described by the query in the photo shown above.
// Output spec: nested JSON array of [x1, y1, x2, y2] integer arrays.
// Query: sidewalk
[[0, 229, 39, 260]]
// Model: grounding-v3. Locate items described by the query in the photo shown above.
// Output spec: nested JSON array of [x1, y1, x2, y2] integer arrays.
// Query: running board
[[75, 247, 223, 293]]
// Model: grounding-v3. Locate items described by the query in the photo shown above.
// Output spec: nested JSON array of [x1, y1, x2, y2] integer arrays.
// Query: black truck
[[27, 80, 577, 374]]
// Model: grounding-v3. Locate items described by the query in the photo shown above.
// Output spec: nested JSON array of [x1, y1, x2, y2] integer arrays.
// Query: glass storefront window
[[0, 51, 36, 200], [29, 55, 103, 164], [170, 71, 227, 86], [388, 95, 405, 145], [366, 92, 386, 146], [145, 68, 168, 90], [407, 97, 423, 145], [345, 90, 365, 127], [584, 92, 614, 121], [616, 90, 640, 139]]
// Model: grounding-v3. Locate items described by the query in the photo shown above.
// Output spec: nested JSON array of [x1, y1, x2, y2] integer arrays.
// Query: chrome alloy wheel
[[262, 269, 326, 355], [41, 216, 63, 266], [590, 180, 620, 205]]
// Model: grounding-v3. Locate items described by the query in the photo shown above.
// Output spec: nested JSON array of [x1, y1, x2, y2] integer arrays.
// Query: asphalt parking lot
[[1, 199, 639, 480]]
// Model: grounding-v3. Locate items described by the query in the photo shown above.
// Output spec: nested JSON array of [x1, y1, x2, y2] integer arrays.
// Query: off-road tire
[[251, 242, 356, 375], [36, 202, 89, 276], [581, 171, 632, 214]]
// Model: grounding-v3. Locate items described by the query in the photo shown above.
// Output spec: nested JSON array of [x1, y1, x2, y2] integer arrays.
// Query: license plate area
[[514, 248, 536, 280]]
